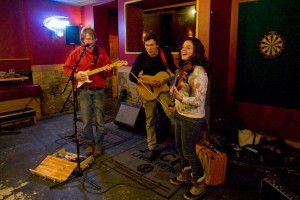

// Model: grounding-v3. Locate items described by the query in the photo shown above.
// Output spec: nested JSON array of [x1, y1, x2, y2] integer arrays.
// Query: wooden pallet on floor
[[29, 148, 94, 182]]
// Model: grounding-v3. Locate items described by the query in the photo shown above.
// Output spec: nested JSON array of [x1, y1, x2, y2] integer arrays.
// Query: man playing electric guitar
[[129, 31, 177, 161], [64, 27, 113, 158]]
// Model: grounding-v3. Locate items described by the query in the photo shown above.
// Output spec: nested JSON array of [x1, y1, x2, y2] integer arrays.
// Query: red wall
[[27, 0, 82, 64], [117, 0, 138, 65], [209, 0, 232, 120], [0, 0, 28, 59], [93, 6, 110, 53], [81, 1, 118, 58], [0, 0, 81, 65]]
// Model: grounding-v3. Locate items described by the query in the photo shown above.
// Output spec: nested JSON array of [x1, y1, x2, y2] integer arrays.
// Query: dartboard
[[259, 31, 285, 58]]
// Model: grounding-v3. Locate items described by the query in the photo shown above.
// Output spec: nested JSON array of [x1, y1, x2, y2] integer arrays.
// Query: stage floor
[[1, 107, 299, 200]]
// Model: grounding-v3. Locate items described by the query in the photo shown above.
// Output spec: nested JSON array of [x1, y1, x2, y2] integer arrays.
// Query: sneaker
[[86, 145, 94, 157], [170, 166, 192, 185], [184, 177, 207, 200], [94, 145, 103, 157]]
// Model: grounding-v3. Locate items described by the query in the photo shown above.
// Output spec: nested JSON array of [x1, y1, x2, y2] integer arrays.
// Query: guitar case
[[196, 143, 228, 186]]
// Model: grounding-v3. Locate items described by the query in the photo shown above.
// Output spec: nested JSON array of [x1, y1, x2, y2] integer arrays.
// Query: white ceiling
[[50, 0, 106, 6]]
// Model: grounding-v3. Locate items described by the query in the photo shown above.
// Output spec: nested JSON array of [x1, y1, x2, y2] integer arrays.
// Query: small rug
[[57, 122, 134, 150], [103, 142, 182, 198]]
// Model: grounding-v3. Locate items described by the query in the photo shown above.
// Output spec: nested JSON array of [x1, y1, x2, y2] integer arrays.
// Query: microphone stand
[[50, 46, 101, 190], [60, 44, 87, 113], [60, 89, 73, 113]]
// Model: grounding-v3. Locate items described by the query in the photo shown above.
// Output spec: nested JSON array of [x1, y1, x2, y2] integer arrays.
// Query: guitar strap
[[93, 45, 99, 67], [93, 46, 101, 76], [159, 48, 171, 74]]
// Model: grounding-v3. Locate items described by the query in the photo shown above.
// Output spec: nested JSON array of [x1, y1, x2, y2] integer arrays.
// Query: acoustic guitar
[[77, 60, 128, 88], [136, 71, 174, 101]]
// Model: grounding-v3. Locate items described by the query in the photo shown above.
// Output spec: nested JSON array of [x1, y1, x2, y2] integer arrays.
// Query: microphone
[[82, 44, 90, 48]]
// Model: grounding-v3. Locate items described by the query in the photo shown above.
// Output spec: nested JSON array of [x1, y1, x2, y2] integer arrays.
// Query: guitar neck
[[162, 76, 175, 84], [87, 64, 112, 76], [85, 60, 128, 76]]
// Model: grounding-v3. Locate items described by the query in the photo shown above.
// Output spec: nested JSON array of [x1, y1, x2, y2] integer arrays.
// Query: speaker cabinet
[[66, 26, 80, 45], [114, 103, 145, 129]]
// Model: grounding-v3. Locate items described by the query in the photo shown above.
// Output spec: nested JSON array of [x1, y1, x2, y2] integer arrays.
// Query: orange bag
[[196, 144, 227, 186]]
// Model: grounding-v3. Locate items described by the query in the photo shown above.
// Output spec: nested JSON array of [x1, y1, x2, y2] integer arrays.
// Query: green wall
[[234, 0, 300, 110]]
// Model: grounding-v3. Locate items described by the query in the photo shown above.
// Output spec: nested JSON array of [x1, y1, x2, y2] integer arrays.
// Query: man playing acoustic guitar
[[129, 31, 177, 161]]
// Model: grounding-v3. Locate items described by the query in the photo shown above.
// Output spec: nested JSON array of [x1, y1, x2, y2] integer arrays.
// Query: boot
[[184, 175, 207, 200], [85, 145, 94, 157], [149, 150, 157, 162], [94, 145, 103, 157], [170, 166, 192, 185]]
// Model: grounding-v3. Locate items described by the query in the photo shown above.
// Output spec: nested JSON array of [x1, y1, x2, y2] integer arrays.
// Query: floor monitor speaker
[[114, 103, 145, 129]]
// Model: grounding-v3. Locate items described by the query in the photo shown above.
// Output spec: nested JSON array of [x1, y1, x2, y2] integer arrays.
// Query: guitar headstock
[[113, 60, 128, 67]]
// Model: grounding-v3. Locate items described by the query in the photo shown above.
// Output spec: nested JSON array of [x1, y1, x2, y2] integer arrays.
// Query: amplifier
[[260, 177, 300, 200], [114, 103, 145, 129]]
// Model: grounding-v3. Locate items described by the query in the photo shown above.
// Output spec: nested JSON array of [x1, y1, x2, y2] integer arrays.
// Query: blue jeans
[[79, 88, 105, 146], [175, 112, 205, 181]]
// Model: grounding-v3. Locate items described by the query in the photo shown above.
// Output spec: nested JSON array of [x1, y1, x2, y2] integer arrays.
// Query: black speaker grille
[[66, 26, 80, 45]]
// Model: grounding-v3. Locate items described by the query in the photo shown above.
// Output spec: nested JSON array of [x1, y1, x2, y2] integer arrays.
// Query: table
[[0, 76, 29, 82]]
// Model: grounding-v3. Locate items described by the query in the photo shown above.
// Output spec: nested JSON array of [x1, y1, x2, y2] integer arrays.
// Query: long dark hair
[[178, 37, 209, 73]]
